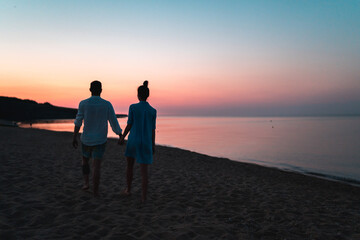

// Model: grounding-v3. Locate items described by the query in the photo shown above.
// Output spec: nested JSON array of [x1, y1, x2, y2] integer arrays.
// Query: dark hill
[[0, 96, 78, 121]]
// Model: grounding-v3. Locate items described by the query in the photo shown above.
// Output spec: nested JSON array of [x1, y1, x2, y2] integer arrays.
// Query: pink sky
[[1, 1, 359, 116]]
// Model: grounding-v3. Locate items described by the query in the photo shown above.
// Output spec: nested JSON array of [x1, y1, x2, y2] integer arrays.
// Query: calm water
[[22, 116, 360, 184]]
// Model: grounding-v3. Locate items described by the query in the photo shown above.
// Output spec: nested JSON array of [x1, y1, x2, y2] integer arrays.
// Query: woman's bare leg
[[140, 163, 148, 202], [124, 157, 135, 195]]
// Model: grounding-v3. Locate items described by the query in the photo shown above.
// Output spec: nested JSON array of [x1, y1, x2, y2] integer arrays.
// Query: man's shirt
[[74, 96, 122, 146]]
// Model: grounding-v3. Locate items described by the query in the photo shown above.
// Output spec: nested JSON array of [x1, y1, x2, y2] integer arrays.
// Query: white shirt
[[74, 96, 122, 146]]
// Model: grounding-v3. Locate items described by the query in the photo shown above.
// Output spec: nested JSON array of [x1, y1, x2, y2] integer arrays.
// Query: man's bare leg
[[82, 157, 90, 190], [124, 157, 135, 195], [93, 158, 101, 197], [140, 163, 148, 202]]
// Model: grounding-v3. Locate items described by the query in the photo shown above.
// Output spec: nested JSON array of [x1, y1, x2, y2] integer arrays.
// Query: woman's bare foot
[[122, 189, 131, 196], [82, 185, 89, 190]]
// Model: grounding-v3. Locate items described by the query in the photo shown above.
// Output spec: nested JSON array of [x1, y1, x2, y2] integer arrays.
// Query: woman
[[119, 80, 157, 202]]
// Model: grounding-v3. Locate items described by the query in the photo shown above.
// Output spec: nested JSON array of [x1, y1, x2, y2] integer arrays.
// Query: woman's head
[[138, 80, 150, 101]]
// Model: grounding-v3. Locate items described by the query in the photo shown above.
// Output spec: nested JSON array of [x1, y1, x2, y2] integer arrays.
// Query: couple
[[72, 80, 156, 202]]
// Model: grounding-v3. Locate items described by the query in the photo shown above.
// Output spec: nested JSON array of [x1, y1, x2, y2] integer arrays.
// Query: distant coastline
[[159, 113, 360, 118], [0, 96, 127, 124]]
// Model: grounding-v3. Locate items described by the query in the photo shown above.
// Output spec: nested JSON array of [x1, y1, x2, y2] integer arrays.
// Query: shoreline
[[19, 116, 360, 188], [154, 142, 360, 188], [1, 126, 360, 239], [111, 137, 360, 188]]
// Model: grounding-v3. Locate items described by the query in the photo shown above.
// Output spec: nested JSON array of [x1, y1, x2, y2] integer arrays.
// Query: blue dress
[[125, 101, 157, 164]]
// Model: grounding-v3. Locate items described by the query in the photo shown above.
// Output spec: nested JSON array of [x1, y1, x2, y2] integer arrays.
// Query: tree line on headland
[[0, 96, 126, 122]]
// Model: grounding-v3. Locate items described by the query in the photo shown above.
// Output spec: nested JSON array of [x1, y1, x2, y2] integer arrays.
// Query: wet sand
[[1, 126, 360, 239]]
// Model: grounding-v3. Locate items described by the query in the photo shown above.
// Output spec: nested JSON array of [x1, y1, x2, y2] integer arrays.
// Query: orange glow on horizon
[[1, 60, 359, 116], [2, 73, 357, 113]]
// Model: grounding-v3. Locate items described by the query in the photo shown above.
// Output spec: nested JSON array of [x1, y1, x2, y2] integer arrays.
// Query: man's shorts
[[82, 142, 106, 159]]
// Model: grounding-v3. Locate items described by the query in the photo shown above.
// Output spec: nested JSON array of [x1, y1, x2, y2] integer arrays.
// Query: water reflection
[[21, 116, 360, 182]]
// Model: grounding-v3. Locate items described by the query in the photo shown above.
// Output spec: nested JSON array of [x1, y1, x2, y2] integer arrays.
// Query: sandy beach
[[1, 126, 360, 239]]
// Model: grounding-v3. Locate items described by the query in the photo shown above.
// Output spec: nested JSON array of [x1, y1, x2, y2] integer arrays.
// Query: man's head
[[90, 80, 102, 96]]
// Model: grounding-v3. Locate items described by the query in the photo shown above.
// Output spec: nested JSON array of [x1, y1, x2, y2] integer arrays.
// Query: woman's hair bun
[[143, 80, 148, 88]]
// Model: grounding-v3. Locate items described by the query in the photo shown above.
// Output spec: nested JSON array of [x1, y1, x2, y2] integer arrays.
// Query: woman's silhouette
[[119, 80, 157, 202]]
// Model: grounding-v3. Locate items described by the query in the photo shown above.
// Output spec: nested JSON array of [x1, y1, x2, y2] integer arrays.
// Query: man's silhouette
[[73, 80, 122, 197]]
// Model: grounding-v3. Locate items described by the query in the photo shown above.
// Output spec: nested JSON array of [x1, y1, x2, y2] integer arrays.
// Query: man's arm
[[74, 102, 84, 128], [108, 103, 122, 137], [73, 126, 80, 148], [73, 102, 84, 149]]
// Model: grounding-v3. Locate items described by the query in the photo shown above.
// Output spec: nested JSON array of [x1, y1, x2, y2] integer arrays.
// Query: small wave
[[238, 158, 360, 187]]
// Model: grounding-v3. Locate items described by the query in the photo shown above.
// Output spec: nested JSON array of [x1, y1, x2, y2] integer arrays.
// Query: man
[[72, 80, 122, 197]]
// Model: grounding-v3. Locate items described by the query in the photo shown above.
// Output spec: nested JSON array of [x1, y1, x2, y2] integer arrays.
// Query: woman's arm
[[118, 124, 132, 145], [152, 129, 156, 154]]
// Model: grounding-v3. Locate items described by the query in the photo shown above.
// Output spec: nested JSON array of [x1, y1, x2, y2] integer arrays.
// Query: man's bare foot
[[82, 185, 89, 190], [122, 189, 131, 196]]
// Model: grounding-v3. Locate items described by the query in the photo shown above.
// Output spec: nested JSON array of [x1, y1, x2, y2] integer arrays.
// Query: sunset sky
[[1, 0, 359, 116]]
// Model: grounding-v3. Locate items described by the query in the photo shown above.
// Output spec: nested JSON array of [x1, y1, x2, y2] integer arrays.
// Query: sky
[[0, 0, 359, 116]]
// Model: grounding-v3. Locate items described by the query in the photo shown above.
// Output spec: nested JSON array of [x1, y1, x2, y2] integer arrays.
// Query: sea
[[21, 116, 360, 185]]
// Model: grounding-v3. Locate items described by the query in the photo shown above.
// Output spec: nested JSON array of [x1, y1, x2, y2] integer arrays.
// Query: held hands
[[118, 134, 125, 145]]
